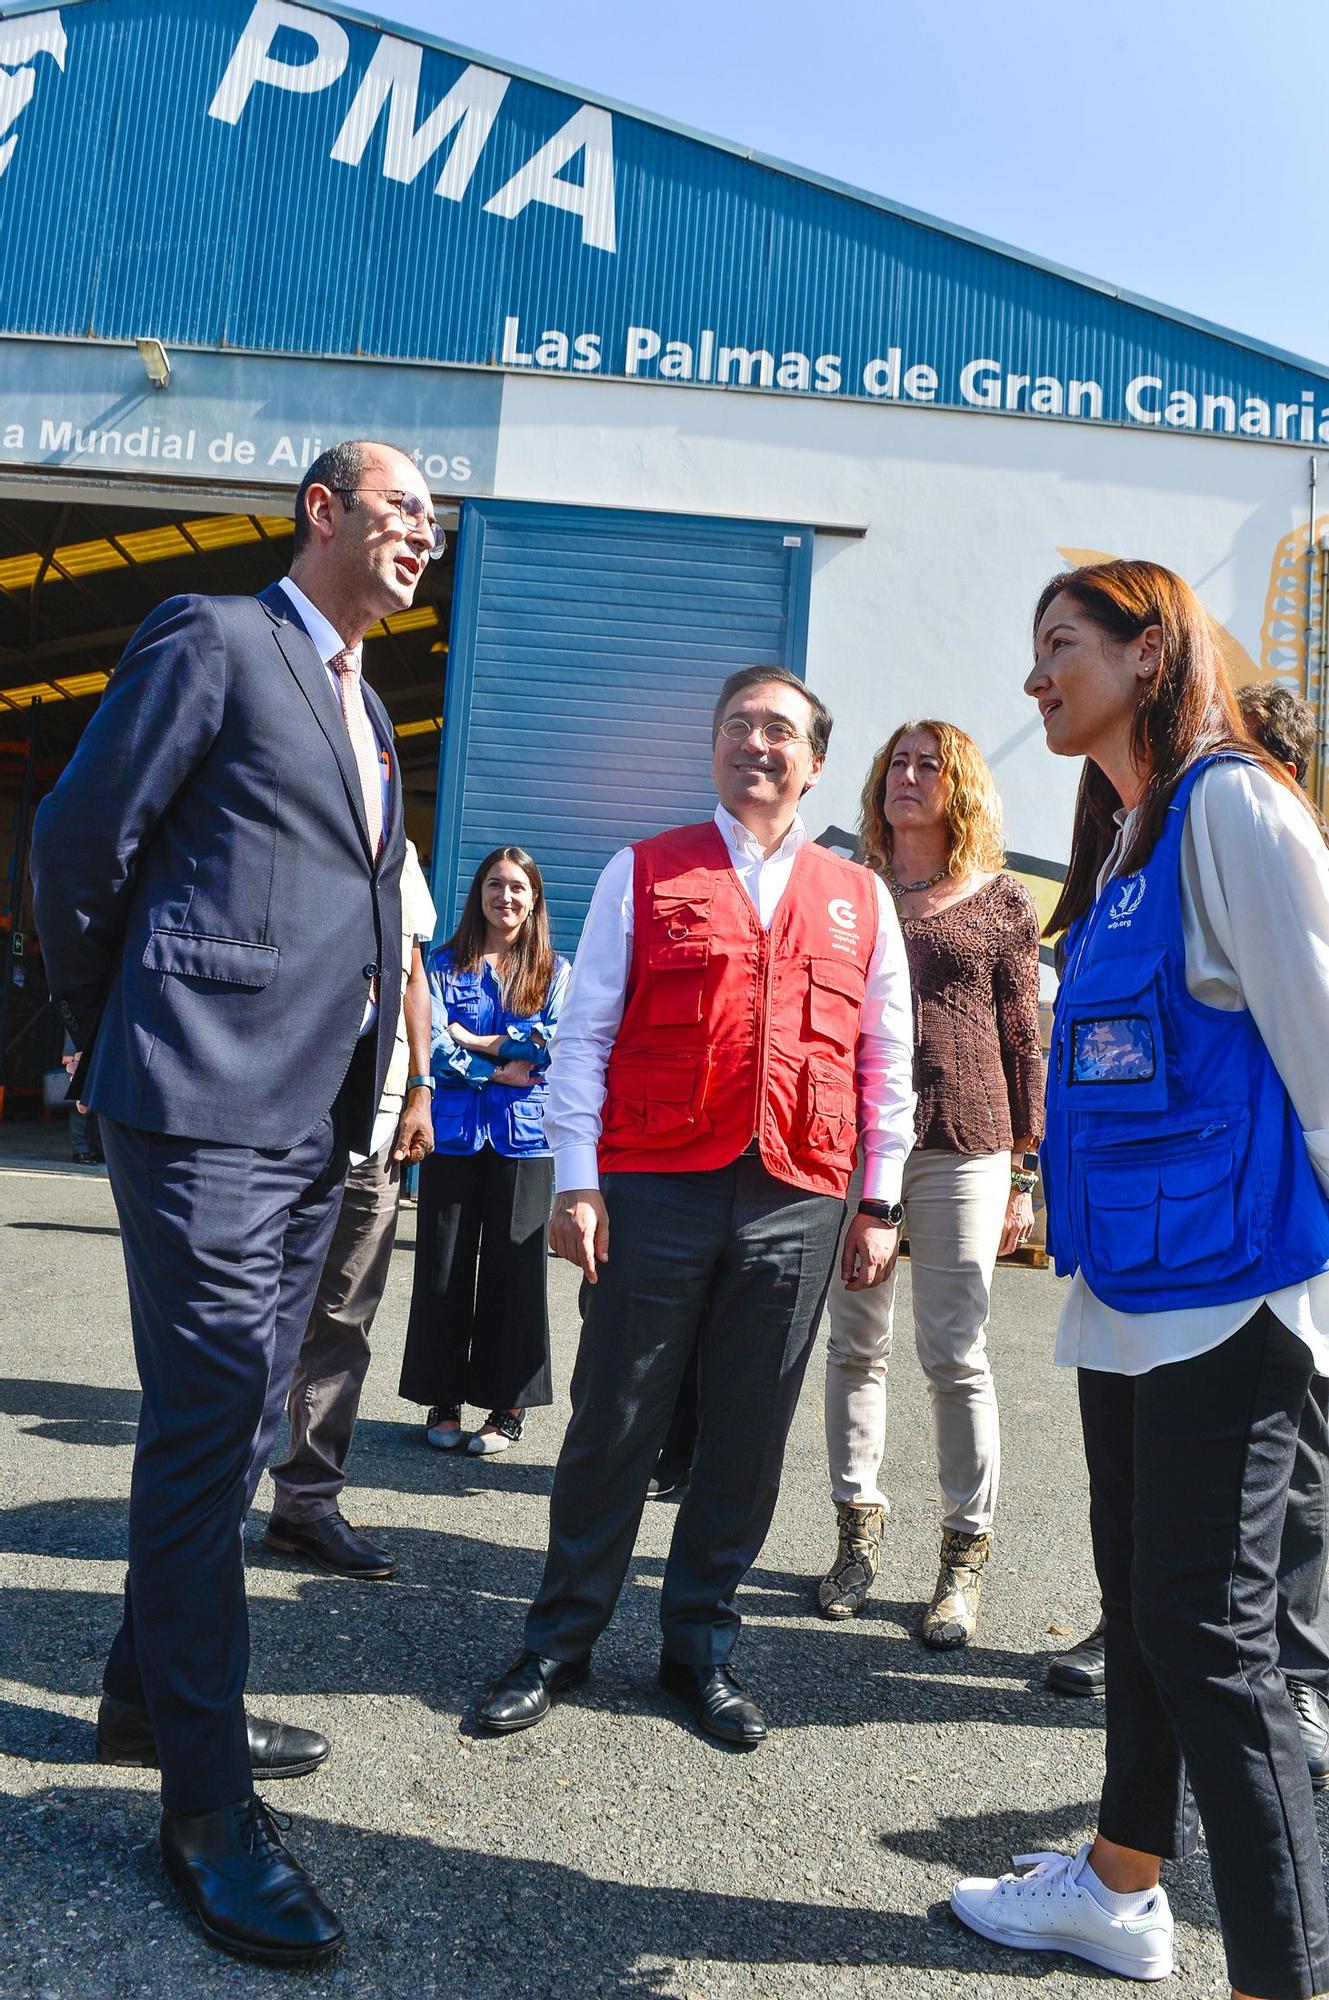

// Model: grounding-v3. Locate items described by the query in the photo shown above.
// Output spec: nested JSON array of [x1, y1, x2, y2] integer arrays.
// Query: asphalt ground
[[3, 1146, 1326, 1999]]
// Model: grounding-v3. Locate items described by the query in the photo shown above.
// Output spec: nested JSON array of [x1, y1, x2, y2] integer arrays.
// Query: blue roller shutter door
[[434, 502, 814, 952]]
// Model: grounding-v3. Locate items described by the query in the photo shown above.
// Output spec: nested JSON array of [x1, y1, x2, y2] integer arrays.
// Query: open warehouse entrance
[[0, 481, 457, 1121]]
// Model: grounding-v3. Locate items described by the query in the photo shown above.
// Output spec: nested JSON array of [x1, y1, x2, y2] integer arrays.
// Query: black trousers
[[1278, 1377, 1329, 1689], [398, 1145, 553, 1411], [99, 1110, 348, 1815], [1079, 1307, 1329, 2000], [525, 1158, 844, 1666]]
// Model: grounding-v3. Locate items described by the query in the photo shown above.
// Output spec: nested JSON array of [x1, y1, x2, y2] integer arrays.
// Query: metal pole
[[1318, 547, 1329, 818], [1307, 453, 1319, 710], [0, 698, 38, 1120]]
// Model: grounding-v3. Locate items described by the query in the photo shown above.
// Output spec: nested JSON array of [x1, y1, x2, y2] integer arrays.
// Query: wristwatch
[[857, 1198, 904, 1227], [406, 1073, 435, 1095]]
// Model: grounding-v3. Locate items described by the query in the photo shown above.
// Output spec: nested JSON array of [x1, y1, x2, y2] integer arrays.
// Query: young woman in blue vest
[[398, 846, 569, 1455], [950, 560, 1329, 1999]]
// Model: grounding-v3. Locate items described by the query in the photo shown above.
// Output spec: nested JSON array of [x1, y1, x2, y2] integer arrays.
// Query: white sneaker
[[950, 1844, 1173, 1981]]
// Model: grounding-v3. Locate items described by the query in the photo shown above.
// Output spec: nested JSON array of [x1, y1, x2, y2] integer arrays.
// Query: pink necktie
[[328, 645, 383, 859]]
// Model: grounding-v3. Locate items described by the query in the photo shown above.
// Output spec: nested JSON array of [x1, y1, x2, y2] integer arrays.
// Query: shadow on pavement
[[0, 1698, 94, 1764], [0, 1779, 1079, 1995], [0, 1379, 139, 1450], [339, 1417, 557, 1497], [6, 1220, 121, 1236]]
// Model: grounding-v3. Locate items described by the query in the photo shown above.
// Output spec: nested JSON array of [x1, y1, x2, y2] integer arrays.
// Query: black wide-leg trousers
[[524, 1157, 844, 1667], [398, 1145, 554, 1412], [99, 1111, 348, 1815], [1278, 1375, 1329, 1690], [1078, 1306, 1329, 2000]]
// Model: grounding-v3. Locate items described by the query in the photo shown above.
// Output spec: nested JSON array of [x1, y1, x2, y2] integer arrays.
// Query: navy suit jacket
[[30, 582, 405, 1153]]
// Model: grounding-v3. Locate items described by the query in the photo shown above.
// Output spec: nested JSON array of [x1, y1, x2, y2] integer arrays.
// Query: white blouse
[[1054, 758, 1329, 1377]]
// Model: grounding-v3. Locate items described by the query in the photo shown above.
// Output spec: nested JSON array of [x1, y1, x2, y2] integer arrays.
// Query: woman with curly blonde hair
[[817, 719, 1044, 1647]]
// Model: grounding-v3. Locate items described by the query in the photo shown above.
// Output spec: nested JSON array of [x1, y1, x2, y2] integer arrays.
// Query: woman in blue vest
[[950, 560, 1329, 2000], [398, 846, 569, 1455]]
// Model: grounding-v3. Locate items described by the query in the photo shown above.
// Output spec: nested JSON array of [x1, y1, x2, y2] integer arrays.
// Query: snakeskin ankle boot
[[921, 1527, 992, 1648], [817, 1502, 886, 1620]]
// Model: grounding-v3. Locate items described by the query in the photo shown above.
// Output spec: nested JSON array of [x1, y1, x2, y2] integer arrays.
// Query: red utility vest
[[598, 820, 878, 1197]]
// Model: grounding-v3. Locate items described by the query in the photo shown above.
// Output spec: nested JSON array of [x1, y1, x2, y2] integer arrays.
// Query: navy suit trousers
[[99, 1112, 348, 1814], [524, 1157, 843, 1667]]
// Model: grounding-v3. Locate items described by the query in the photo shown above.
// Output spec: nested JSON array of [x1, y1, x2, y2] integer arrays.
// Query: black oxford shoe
[[263, 1510, 394, 1579], [96, 1696, 330, 1779], [1287, 1678, 1329, 1789], [1045, 1616, 1107, 1697], [477, 1651, 590, 1733], [160, 1795, 344, 1966], [658, 1655, 767, 1746]]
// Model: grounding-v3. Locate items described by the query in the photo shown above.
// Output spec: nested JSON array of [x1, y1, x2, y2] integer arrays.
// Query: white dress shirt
[[1055, 759, 1329, 1377], [277, 575, 389, 1036], [277, 577, 391, 835], [359, 840, 438, 1163], [544, 802, 916, 1199]]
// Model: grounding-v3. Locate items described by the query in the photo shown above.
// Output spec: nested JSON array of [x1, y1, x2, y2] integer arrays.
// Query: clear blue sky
[[375, 0, 1328, 365]]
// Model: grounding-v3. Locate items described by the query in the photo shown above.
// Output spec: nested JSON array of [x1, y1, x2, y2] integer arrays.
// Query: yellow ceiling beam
[[0, 512, 294, 596]]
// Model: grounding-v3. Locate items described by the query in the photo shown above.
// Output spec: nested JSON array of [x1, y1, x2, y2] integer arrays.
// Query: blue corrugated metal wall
[[433, 502, 813, 951], [0, 0, 1325, 435]]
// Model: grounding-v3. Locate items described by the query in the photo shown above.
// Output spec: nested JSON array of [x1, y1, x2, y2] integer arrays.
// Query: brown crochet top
[[898, 873, 1045, 1154]]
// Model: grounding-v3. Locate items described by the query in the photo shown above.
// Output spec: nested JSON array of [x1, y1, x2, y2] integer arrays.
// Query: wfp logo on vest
[[1107, 873, 1147, 929], [209, 0, 618, 252], [0, 11, 65, 180]]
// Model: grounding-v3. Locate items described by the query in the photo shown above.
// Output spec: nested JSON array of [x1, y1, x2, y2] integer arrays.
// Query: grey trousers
[[269, 1137, 402, 1522], [1277, 1377, 1329, 1690], [524, 1156, 844, 1667]]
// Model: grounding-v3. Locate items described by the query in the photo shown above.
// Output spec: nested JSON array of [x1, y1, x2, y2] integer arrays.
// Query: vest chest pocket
[[439, 971, 484, 1032], [644, 930, 711, 1027], [806, 956, 866, 1052], [1052, 947, 1169, 1118], [1075, 1117, 1252, 1289]]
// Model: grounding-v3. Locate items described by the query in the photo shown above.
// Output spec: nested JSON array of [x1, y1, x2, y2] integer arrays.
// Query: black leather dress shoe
[[263, 1511, 394, 1579], [1287, 1678, 1329, 1789], [160, 1795, 344, 1966], [477, 1652, 590, 1733], [96, 1696, 330, 1779], [658, 1656, 767, 1746], [1046, 1616, 1107, 1696]]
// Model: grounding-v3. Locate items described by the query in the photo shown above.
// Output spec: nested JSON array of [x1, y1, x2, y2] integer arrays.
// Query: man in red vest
[[477, 667, 915, 1744]]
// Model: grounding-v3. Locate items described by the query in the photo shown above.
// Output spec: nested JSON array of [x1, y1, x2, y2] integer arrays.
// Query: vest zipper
[[754, 926, 774, 1150]]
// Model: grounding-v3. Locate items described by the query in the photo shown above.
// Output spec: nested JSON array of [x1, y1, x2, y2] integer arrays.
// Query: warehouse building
[[1, 0, 1326, 1104]]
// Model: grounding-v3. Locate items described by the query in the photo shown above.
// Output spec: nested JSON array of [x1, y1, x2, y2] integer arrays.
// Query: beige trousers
[[824, 1149, 1008, 1532]]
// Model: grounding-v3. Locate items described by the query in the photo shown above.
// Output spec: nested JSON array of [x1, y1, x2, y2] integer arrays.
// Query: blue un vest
[[1043, 753, 1329, 1311], [428, 952, 559, 1159]]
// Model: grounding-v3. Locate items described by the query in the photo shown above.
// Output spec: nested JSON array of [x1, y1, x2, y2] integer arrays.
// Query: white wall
[[495, 374, 1312, 876]]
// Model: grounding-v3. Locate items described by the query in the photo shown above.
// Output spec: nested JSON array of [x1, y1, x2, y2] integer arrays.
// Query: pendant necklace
[[885, 862, 948, 899]]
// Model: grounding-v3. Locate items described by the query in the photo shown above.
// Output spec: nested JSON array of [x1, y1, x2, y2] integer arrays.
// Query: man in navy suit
[[30, 439, 440, 1967]]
